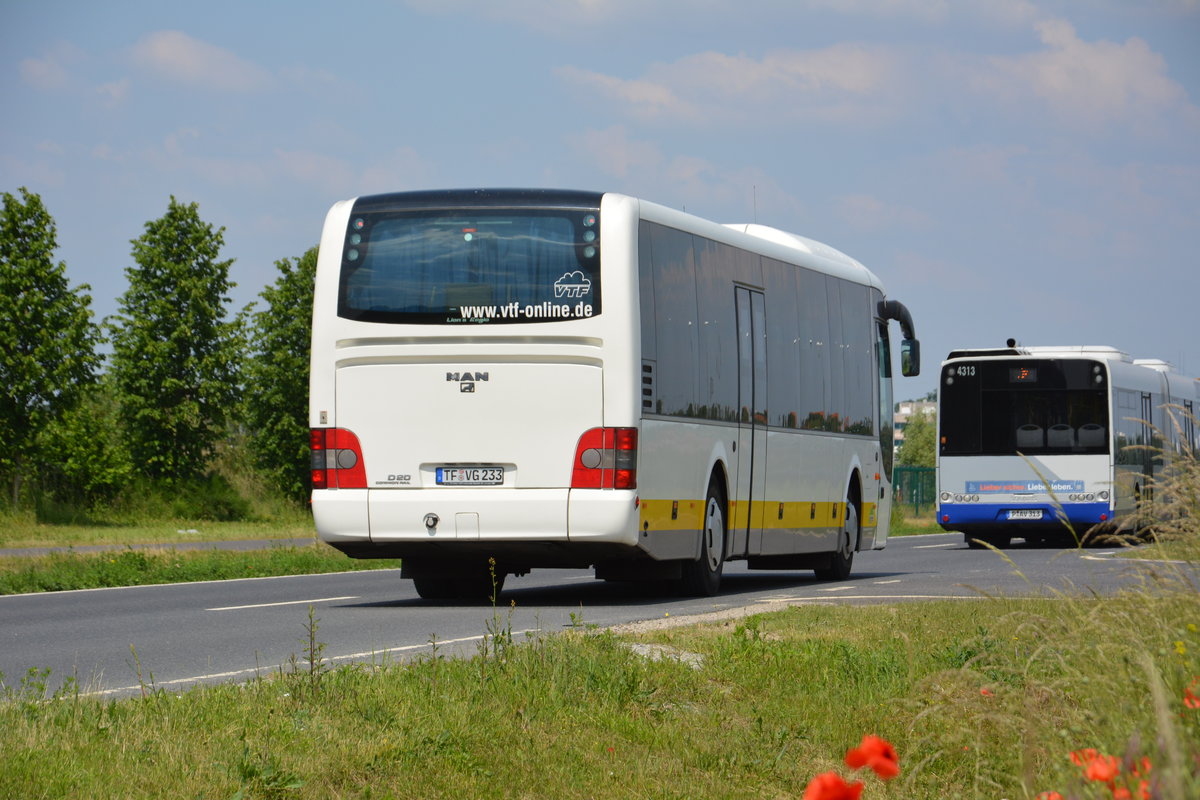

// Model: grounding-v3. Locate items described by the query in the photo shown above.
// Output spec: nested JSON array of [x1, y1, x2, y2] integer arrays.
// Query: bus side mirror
[[900, 339, 920, 377]]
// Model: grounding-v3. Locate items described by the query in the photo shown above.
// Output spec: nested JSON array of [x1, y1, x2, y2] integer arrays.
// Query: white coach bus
[[309, 189, 920, 599], [937, 342, 1199, 548]]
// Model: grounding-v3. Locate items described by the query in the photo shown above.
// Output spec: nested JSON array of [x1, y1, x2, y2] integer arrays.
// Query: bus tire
[[411, 562, 505, 603], [968, 533, 1011, 549], [816, 486, 858, 581], [680, 480, 726, 596]]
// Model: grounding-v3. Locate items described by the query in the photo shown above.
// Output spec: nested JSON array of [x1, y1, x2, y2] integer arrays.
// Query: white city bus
[[309, 189, 920, 599], [937, 343, 1199, 548]]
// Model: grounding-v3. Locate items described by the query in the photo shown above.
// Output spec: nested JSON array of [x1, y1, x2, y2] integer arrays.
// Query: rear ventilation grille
[[642, 361, 656, 411]]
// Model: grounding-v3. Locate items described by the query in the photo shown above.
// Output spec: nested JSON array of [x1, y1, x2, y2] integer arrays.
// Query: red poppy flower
[[1034, 792, 1064, 800], [802, 772, 864, 800], [1128, 756, 1152, 777], [1184, 685, 1200, 709], [1112, 784, 1150, 800], [1070, 748, 1101, 766], [1083, 753, 1121, 783], [844, 734, 900, 779]]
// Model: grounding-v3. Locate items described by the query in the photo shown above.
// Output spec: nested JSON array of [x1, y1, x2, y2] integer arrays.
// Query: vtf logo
[[447, 371, 489, 393]]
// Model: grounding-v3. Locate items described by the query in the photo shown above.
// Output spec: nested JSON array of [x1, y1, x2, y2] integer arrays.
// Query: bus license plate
[[436, 467, 504, 486], [1007, 509, 1042, 520]]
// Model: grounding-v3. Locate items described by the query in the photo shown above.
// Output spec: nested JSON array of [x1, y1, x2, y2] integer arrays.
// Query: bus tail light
[[310, 428, 367, 489], [572, 428, 638, 489]]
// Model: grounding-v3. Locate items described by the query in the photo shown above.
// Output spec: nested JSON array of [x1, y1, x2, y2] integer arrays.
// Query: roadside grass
[[889, 505, 940, 536], [2, 579, 1197, 799], [2, 415, 1196, 797], [0, 543, 399, 595], [0, 511, 314, 550]]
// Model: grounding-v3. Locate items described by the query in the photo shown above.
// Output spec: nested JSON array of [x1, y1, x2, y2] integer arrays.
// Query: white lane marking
[[914, 543, 958, 549], [758, 594, 985, 603], [0, 568, 402, 599], [81, 629, 538, 698], [819, 586, 854, 592], [207, 596, 358, 611], [1079, 553, 1188, 564], [873, 579, 902, 585]]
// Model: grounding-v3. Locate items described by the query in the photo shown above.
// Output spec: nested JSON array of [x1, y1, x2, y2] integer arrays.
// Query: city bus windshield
[[940, 359, 1109, 456], [337, 208, 601, 325]]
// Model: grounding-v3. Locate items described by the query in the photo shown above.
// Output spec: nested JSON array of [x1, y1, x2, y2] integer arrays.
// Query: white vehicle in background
[[309, 189, 920, 599], [937, 342, 1198, 548]]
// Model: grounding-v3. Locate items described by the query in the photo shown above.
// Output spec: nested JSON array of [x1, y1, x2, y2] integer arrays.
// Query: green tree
[[0, 188, 103, 506], [36, 376, 134, 507], [897, 407, 936, 468], [243, 246, 317, 503], [107, 197, 244, 483]]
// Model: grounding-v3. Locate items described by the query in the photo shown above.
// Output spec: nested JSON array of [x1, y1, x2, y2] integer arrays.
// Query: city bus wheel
[[816, 493, 857, 581], [460, 565, 505, 603], [968, 533, 1011, 549], [680, 481, 726, 597], [411, 563, 505, 603], [411, 572, 459, 601]]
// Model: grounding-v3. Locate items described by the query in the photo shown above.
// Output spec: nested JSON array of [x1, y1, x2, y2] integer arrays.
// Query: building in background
[[894, 400, 935, 451]]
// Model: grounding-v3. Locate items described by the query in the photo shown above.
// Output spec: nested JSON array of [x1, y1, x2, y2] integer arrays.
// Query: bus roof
[[629, 195, 884, 293], [945, 345, 1133, 362]]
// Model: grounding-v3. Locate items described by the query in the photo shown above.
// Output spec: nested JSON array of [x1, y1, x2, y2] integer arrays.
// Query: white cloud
[[566, 126, 803, 223], [571, 126, 662, 179], [357, 147, 438, 195], [980, 18, 1196, 129], [275, 149, 357, 196], [406, 0, 1044, 35], [97, 78, 130, 107], [18, 42, 85, 90], [558, 44, 903, 125], [130, 30, 273, 92], [556, 68, 697, 121], [835, 194, 931, 232], [404, 0, 685, 30]]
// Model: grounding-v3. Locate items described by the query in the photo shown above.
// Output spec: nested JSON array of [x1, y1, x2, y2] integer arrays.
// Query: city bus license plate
[[1006, 509, 1042, 520], [436, 467, 504, 486]]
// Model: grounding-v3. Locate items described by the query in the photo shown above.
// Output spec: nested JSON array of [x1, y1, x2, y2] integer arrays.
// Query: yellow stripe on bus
[[639, 499, 879, 532]]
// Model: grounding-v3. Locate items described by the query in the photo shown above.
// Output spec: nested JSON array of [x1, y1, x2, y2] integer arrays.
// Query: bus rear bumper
[[937, 501, 1113, 530], [312, 488, 641, 549]]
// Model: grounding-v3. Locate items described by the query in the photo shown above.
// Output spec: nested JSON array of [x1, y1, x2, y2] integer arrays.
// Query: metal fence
[[893, 465, 936, 513]]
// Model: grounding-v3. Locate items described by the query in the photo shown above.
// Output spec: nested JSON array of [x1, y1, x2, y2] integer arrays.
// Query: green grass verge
[[0, 514, 315, 550], [3, 578, 1197, 799], [0, 544, 398, 595], [889, 507, 941, 536]]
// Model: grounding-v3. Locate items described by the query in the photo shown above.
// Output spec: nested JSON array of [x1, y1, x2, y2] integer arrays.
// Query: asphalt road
[[0, 533, 1187, 698]]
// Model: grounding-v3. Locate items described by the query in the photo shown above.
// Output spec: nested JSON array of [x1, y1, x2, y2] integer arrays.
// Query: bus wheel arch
[[816, 474, 861, 581], [679, 471, 727, 597]]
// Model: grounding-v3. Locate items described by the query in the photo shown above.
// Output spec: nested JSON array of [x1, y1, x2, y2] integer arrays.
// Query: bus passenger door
[[1138, 392, 1156, 514], [735, 288, 768, 556]]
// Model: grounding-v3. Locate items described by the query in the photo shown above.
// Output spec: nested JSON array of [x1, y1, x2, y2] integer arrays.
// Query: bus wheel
[[680, 481, 726, 596], [411, 563, 505, 603], [968, 533, 1011, 549], [411, 573, 458, 601], [816, 491, 857, 581]]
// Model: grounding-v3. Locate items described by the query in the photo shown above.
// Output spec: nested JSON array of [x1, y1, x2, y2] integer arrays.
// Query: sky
[[3, 0, 1198, 399]]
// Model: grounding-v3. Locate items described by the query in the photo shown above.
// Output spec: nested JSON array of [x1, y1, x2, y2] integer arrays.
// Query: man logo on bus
[[447, 371, 488, 393], [554, 271, 591, 299]]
